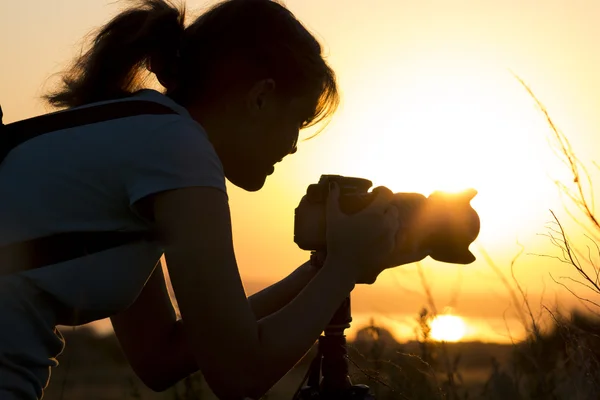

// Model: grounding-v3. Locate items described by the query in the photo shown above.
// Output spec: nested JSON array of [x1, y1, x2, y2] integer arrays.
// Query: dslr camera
[[294, 175, 480, 265]]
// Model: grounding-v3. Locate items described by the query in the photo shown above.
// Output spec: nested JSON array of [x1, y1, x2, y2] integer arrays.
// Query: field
[[42, 306, 600, 400]]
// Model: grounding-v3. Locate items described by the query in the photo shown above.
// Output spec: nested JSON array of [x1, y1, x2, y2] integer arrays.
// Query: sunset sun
[[430, 315, 467, 342]]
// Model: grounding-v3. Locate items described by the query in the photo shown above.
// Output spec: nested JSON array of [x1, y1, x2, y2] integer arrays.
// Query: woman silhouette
[[0, 1, 423, 398]]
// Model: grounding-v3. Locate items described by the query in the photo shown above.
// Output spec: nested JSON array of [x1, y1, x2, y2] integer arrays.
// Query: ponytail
[[45, 0, 185, 109]]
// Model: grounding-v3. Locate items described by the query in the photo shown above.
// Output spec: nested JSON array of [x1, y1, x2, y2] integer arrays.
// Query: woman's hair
[[44, 0, 339, 129]]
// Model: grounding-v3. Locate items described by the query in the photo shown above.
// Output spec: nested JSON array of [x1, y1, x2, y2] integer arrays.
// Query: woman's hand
[[378, 190, 431, 275], [325, 182, 400, 284]]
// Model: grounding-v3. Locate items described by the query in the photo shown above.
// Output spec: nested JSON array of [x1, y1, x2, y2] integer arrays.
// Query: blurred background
[[2, 0, 600, 398]]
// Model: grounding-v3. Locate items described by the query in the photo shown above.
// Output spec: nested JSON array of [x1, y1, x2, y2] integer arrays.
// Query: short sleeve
[[124, 116, 227, 207]]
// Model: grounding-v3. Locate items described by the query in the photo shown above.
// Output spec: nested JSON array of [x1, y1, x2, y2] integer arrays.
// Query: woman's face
[[219, 80, 314, 192]]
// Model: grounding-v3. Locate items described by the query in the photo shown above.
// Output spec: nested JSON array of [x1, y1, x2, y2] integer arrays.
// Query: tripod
[[292, 255, 375, 400]]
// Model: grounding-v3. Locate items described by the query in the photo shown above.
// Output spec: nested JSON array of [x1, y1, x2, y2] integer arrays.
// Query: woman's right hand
[[325, 182, 400, 284]]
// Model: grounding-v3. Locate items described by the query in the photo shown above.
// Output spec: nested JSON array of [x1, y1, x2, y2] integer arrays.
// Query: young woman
[[0, 1, 426, 398]]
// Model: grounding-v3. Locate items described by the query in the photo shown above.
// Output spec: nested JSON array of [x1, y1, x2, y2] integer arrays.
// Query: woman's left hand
[[309, 187, 431, 284], [359, 187, 431, 284]]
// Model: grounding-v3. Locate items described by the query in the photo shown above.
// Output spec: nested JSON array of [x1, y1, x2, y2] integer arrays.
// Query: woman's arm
[[152, 186, 357, 400], [111, 258, 319, 391], [111, 261, 197, 391], [247, 260, 317, 320]]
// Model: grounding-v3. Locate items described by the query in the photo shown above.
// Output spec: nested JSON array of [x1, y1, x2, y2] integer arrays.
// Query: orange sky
[[2, 0, 600, 342]]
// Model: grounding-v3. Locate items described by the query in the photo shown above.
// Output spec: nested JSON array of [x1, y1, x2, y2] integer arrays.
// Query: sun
[[430, 315, 467, 342]]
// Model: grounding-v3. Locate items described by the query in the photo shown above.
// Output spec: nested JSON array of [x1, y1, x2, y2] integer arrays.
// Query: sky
[[2, 0, 600, 342]]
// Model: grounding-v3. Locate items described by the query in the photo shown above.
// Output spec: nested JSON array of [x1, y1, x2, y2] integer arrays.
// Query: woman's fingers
[[326, 182, 342, 222], [385, 205, 400, 249], [362, 186, 394, 215]]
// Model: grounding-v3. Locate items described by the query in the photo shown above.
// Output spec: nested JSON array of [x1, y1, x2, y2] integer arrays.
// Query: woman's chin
[[227, 171, 269, 192]]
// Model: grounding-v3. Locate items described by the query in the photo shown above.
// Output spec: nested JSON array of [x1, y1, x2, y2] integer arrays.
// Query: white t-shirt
[[0, 89, 227, 397], [0, 89, 227, 321]]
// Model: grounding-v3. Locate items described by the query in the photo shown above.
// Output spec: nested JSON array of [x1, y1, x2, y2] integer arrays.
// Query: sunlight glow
[[313, 55, 567, 249], [430, 315, 467, 342]]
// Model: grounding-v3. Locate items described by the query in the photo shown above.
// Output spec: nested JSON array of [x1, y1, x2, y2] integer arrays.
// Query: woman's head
[[45, 0, 339, 191]]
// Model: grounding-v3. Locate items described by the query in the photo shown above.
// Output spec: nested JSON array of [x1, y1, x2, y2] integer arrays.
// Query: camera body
[[293, 175, 480, 265]]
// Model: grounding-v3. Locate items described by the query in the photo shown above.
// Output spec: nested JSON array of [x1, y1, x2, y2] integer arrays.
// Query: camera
[[293, 175, 480, 265]]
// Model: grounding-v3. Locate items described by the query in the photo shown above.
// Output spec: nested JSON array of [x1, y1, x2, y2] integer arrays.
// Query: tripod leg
[[295, 254, 376, 399]]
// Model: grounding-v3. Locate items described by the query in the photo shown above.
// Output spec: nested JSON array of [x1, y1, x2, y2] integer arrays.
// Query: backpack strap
[[0, 100, 177, 161], [0, 231, 157, 277], [0, 99, 179, 276]]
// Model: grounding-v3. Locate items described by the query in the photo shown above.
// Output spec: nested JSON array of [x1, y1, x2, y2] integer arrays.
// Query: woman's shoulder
[[128, 90, 208, 140], [69, 90, 212, 158], [122, 91, 215, 158], [129, 89, 189, 117], [115, 91, 227, 202]]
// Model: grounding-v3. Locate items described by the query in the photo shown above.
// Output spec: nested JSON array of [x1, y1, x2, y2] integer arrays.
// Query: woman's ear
[[247, 79, 276, 113]]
